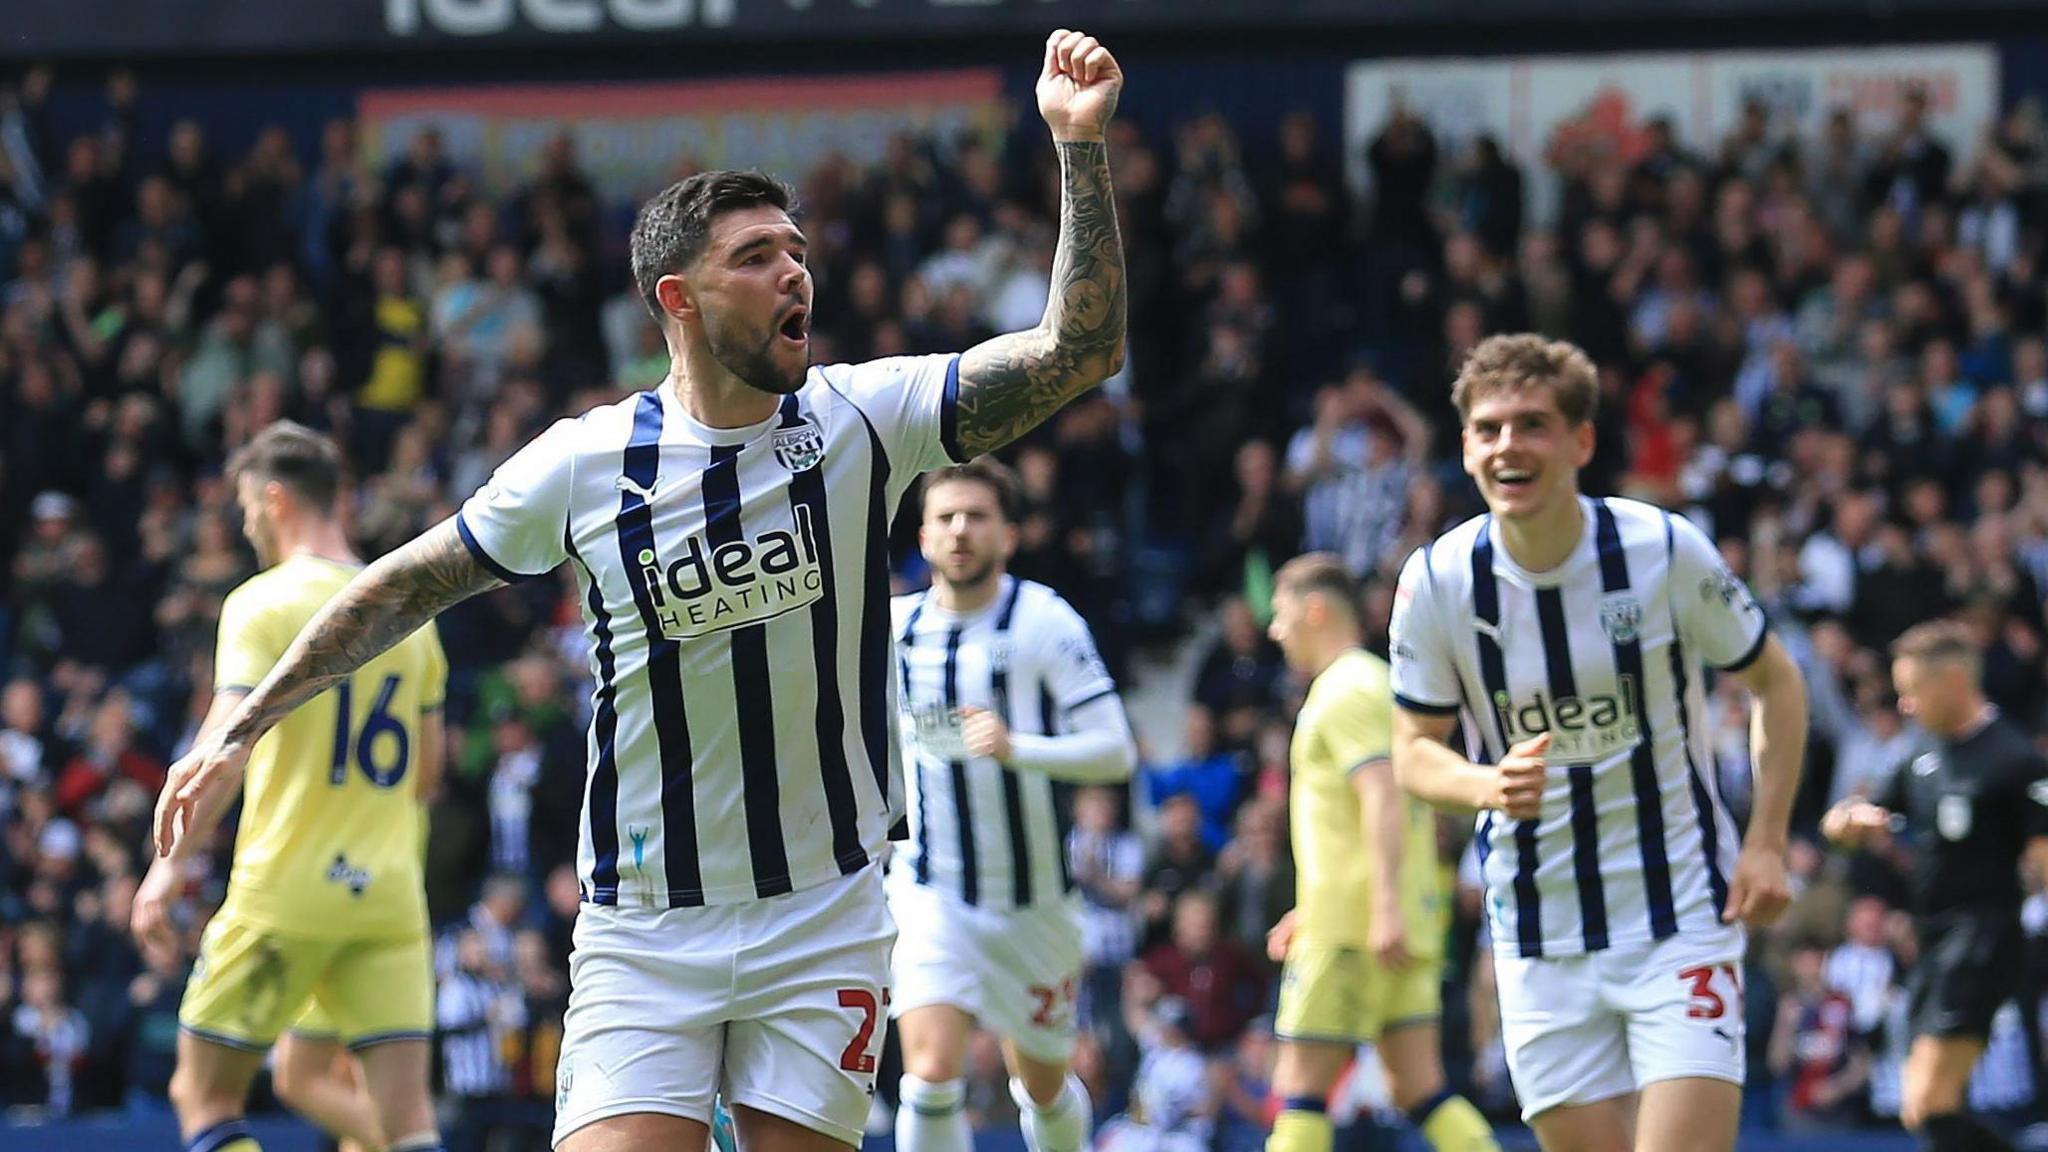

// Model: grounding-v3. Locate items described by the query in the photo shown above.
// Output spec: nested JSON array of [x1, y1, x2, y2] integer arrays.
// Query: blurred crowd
[[4, 58, 2048, 1146]]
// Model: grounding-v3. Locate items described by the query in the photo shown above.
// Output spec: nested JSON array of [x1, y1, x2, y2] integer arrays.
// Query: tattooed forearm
[[223, 517, 503, 745], [955, 140, 1126, 457]]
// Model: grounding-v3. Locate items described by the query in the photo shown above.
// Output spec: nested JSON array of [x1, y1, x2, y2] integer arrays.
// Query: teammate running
[[889, 458, 1136, 1152], [1388, 334, 1808, 1152]]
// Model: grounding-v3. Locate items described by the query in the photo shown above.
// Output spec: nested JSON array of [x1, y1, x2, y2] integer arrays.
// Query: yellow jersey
[[211, 554, 446, 940], [359, 295, 426, 412], [1289, 648, 1445, 956]]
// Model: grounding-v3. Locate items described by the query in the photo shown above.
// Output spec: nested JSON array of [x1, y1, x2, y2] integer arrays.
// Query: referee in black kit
[[1824, 620, 2048, 1152]]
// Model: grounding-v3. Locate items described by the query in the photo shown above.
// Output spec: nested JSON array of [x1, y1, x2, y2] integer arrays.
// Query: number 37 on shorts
[[1679, 963, 1743, 1020]]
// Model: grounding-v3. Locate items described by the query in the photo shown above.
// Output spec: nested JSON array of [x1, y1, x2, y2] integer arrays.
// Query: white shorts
[[886, 869, 1084, 1064], [1495, 926, 1746, 1121], [553, 863, 896, 1148]]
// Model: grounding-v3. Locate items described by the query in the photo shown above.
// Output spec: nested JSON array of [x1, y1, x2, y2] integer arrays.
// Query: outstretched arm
[[954, 30, 1127, 458], [156, 518, 501, 853], [221, 518, 499, 745]]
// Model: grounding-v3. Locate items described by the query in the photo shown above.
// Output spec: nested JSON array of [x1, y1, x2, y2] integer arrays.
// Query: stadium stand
[[2, 37, 2047, 1152]]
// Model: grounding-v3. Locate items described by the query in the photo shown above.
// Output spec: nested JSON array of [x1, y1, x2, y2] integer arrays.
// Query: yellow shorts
[[180, 915, 432, 1052], [1274, 940, 1441, 1046]]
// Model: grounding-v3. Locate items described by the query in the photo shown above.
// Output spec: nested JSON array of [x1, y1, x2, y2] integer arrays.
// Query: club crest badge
[[1600, 594, 1643, 644], [773, 420, 825, 472]]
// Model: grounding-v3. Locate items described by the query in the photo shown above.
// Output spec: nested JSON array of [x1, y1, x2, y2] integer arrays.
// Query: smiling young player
[[1387, 334, 1809, 1152]]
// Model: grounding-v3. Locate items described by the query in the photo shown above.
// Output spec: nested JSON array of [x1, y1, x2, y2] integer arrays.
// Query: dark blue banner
[[1, 0, 2039, 61]]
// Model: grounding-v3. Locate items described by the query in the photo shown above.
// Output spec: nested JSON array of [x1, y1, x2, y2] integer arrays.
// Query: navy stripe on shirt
[[989, 579, 1033, 906], [1472, 523, 1541, 957], [1596, 501, 1677, 940], [566, 527, 624, 902], [615, 392, 702, 904], [1535, 584, 1609, 952], [943, 623, 979, 904], [855, 409, 896, 799], [1043, 679, 1076, 891], [1664, 513, 1731, 915], [780, 395, 867, 877], [900, 600, 933, 886], [702, 442, 792, 899]]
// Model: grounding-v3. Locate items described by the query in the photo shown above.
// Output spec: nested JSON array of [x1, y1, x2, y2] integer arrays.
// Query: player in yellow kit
[[1262, 554, 1498, 1152], [135, 421, 446, 1152], [266, 776, 443, 1152]]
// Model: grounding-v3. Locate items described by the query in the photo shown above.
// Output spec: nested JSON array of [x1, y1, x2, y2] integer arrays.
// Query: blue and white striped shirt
[[1390, 496, 1768, 959], [457, 355, 964, 908], [893, 576, 1122, 910]]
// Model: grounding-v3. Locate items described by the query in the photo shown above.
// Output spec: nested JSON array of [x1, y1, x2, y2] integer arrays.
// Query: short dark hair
[[628, 169, 796, 316], [1275, 552, 1362, 621], [226, 420, 343, 512], [922, 458, 1025, 524]]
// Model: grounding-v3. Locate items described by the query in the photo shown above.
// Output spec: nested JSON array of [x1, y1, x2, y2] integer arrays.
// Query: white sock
[[898, 1075, 973, 1152], [1010, 1075, 1091, 1152]]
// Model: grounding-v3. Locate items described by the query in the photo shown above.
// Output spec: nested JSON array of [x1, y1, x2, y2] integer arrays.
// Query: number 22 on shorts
[[838, 988, 890, 1074], [1679, 963, 1743, 1019], [1029, 977, 1078, 1028]]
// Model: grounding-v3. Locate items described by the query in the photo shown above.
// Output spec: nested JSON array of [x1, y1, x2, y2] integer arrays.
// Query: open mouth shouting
[[777, 305, 810, 348]]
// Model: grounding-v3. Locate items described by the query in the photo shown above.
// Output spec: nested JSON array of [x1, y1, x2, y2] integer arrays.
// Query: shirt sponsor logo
[[1493, 674, 1643, 761], [636, 504, 824, 638], [908, 700, 970, 761]]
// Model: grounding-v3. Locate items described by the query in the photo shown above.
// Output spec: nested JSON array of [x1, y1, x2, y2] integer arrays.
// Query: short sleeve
[[1389, 546, 1461, 716], [1037, 596, 1119, 713], [213, 582, 286, 694], [1668, 513, 1769, 671], [1324, 667, 1395, 773], [455, 418, 578, 581], [823, 353, 963, 474]]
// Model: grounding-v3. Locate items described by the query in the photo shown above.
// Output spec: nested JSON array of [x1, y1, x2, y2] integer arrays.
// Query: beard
[[938, 553, 1000, 590], [707, 314, 806, 395]]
